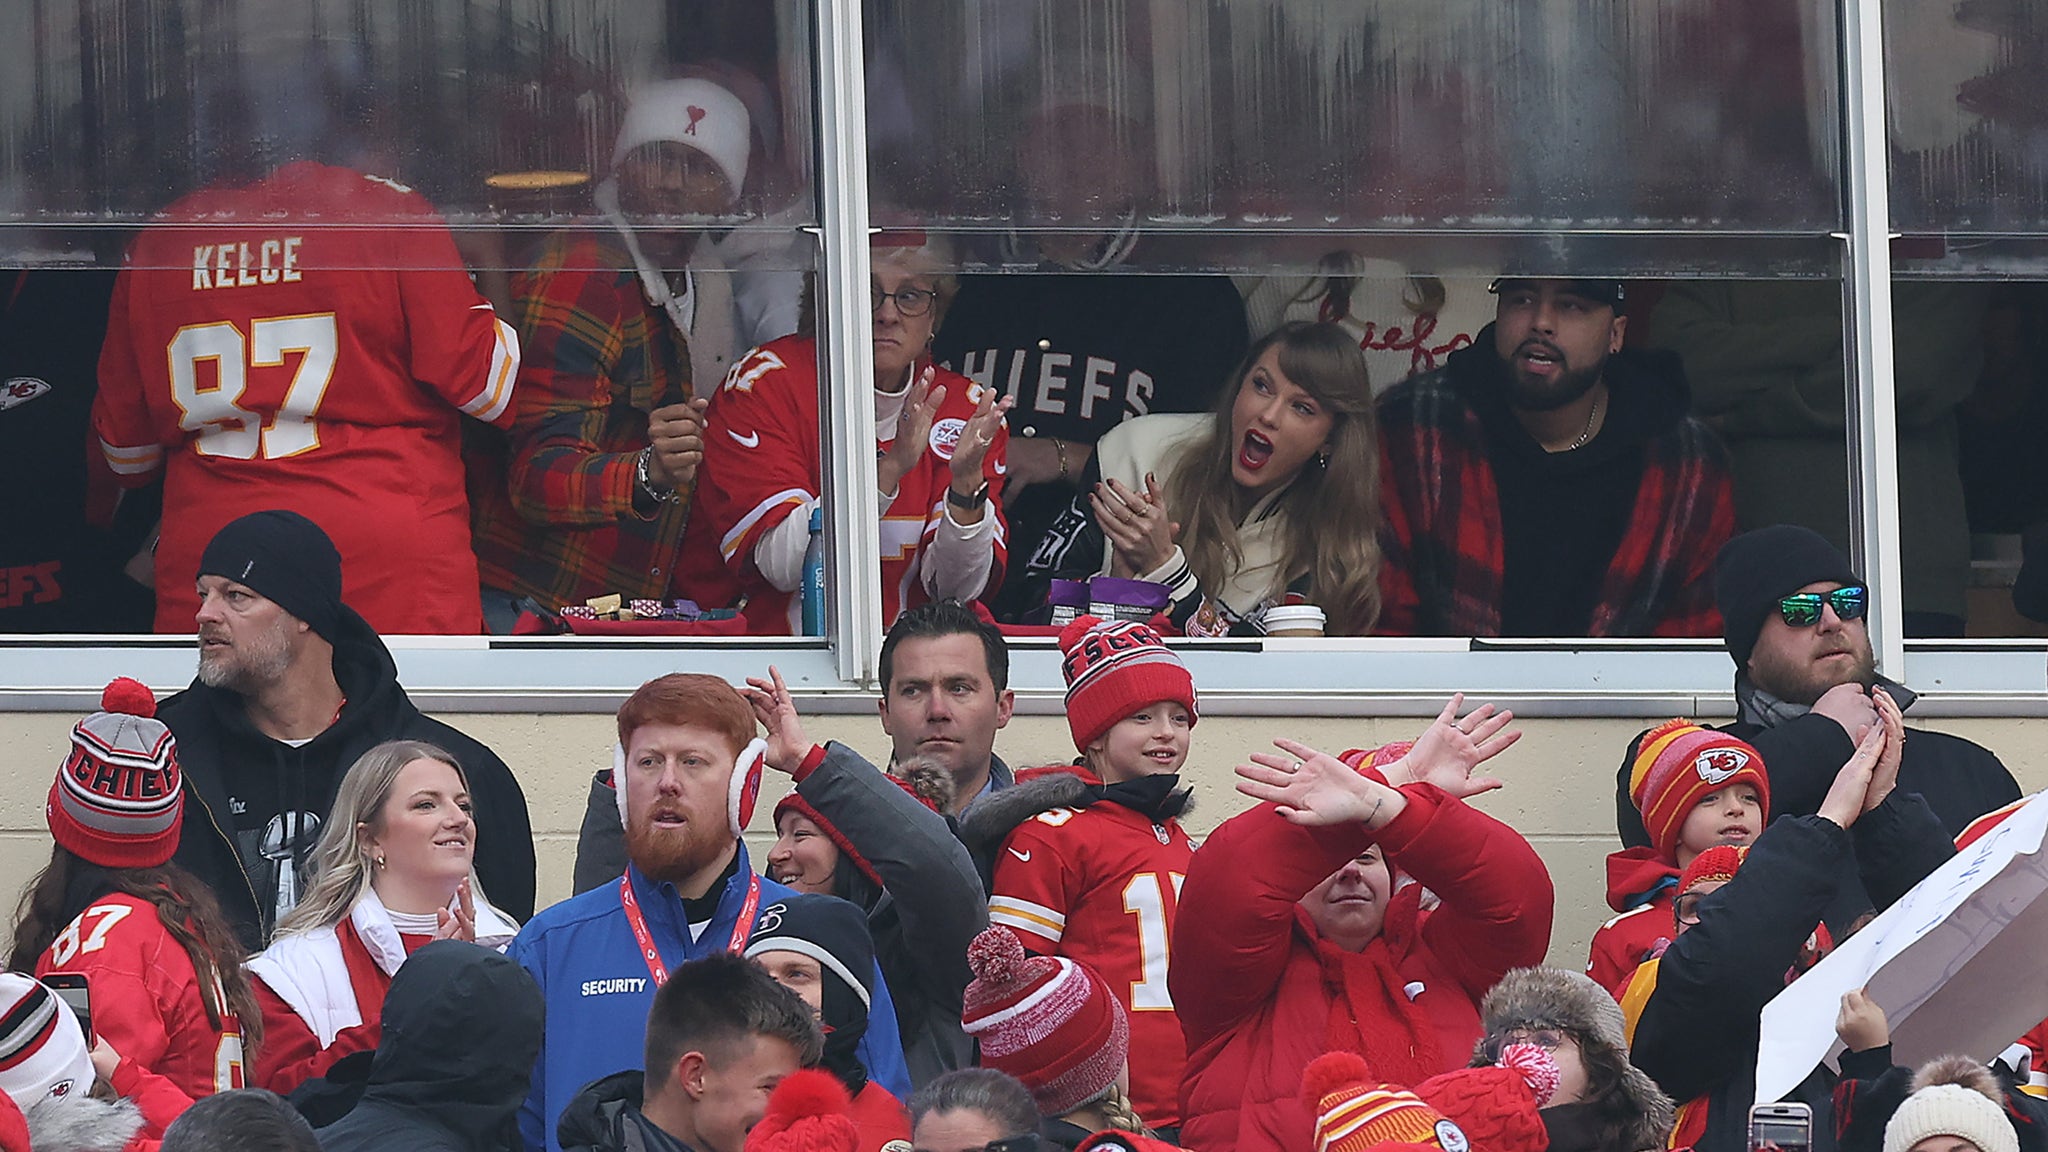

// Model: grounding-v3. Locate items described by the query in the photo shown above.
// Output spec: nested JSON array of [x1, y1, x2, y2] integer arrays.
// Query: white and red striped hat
[[47, 678, 182, 870], [1057, 615, 1198, 753], [961, 925, 1130, 1116], [0, 974, 93, 1110]]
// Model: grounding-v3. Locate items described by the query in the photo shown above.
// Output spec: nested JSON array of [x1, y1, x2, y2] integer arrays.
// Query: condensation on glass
[[865, 0, 1843, 277], [0, 0, 816, 272]]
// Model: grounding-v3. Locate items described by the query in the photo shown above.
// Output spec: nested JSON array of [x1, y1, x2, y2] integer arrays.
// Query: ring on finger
[[1289, 760, 1303, 774]]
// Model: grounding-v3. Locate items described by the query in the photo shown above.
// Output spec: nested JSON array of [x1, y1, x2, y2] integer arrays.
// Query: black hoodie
[[555, 1071, 698, 1152], [160, 606, 537, 948], [315, 939, 545, 1152]]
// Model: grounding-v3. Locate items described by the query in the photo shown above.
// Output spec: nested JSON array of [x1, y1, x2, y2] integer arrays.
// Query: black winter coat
[[161, 608, 536, 948], [555, 1071, 697, 1152], [315, 939, 545, 1152], [1629, 795, 1956, 1152]]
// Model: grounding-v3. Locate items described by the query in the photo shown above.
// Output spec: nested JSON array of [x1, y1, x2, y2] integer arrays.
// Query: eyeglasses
[[872, 285, 937, 317], [1776, 586, 1867, 628], [913, 1136, 1041, 1152], [1480, 1028, 1571, 1063], [1675, 892, 1707, 925]]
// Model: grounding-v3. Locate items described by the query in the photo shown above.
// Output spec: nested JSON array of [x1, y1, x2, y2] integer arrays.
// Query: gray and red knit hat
[[961, 926, 1129, 1116], [1057, 615, 1198, 753], [0, 974, 94, 1110], [47, 678, 182, 870]]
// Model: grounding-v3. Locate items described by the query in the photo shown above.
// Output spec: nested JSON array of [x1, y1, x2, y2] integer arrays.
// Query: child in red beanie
[[966, 617, 1200, 1137], [1587, 721, 1772, 998]]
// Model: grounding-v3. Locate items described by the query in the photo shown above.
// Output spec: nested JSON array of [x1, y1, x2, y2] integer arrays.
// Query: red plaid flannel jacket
[[1376, 344, 1735, 637], [472, 229, 697, 607]]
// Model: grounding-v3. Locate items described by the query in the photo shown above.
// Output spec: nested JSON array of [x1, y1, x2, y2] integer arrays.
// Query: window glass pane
[[868, 0, 1842, 277]]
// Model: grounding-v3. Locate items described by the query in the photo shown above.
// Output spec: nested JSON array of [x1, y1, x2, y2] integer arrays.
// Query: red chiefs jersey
[[989, 798, 1195, 1129], [35, 892, 245, 1101], [677, 334, 1009, 633], [92, 161, 519, 635]]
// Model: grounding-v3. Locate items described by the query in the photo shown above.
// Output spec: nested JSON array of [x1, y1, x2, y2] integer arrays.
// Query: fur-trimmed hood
[[957, 764, 1100, 860], [23, 1095, 143, 1152], [1477, 967, 1676, 1152]]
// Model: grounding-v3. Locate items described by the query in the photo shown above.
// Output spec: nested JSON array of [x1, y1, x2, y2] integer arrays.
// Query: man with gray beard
[[158, 509, 534, 948]]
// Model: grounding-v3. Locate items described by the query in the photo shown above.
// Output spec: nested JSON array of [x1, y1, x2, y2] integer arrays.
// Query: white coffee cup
[[1262, 603, 1327, 637]]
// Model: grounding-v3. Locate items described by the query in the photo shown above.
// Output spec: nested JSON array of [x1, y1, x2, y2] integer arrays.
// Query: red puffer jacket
[[1169, 777, 1554, 1152]]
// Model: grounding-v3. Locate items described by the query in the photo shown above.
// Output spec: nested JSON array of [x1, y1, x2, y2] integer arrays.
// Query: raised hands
[[1235, 738, 1407, 830], [433, 877, 477, 942], [878, 367, 944, 496], [1817, 713, 1890, 830], [1835, 988, 1890, 1052], [1093, 473, 1179, 578], [1383, 694, 1521, 799], [742, 665, 812, 777], [948, 386, 1013, 488], [1862, 687, 1905, 814]]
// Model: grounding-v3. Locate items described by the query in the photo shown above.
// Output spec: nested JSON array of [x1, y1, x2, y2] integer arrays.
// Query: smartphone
[[1749, 1102, 1813, 1152], [41, 973, 92, 1045]]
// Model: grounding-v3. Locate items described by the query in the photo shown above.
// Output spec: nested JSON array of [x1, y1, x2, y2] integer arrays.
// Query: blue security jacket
[[511, 847, 910, 1152]]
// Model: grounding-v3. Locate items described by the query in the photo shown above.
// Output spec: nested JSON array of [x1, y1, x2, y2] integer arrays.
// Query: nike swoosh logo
[[729, 429, 761, 448], [993, 460, 1008, 475], [1008, 848, 1031, 863]]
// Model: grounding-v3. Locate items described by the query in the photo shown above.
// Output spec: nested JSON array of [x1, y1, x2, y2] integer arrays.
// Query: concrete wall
[[6, 710, 2046, 968]]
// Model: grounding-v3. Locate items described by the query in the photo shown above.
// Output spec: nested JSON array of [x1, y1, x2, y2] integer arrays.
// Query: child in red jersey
[[1588, 720, 1770, 998], [969, 616, 1200, 1135], [8, 679, 260, 1108]]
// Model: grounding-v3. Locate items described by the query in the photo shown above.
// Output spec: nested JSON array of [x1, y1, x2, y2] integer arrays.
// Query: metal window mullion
[[812, 0, 883, 685], [1837, 0, 1906, 679]]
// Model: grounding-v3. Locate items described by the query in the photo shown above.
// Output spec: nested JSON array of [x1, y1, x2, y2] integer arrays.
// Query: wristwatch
[[946, 481, 991, 512], [636, 446, 681, 504]]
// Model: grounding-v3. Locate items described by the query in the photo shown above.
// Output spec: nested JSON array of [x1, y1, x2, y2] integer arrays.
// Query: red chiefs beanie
[[47, 678, 183, 870], [1414, 1044, 1560, 1152], [961, 926, 1129, 1116], [1627, 719, 1770, 861], [1679, 844, 1749, 896], [1058, 615, 1198, 753], [743, 1068, 860, 1152]]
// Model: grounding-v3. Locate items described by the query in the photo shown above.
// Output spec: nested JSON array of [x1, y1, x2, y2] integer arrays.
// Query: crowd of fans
[[0, 503, 2040, 1152]]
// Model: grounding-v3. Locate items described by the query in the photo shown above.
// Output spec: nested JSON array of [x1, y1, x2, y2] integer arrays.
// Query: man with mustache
[[511, 673, 911, 1152], [1377, 277, 1736, 636], [1612, 525, 2019, 932]]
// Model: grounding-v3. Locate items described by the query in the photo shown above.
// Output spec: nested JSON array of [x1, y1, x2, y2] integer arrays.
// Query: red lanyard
[[618, 871, 763, 986]]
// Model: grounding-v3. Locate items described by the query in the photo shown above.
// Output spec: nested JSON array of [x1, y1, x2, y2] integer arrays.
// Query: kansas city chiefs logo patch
[[929, 417, 967, 461], [1695, 746, 1750, 785], [0, 377, 50, 411]]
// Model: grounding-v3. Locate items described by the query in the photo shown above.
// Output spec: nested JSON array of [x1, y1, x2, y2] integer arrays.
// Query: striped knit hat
[[1680, 844, 1749, 896], [1057, 615, 1198, 753], [961, 926, 1129, 1116], [1302, 1052, 1465, 1152], [0, 974, 94, 1110], [48, 678, 182, 870], [1628, 720, 1769, 861]]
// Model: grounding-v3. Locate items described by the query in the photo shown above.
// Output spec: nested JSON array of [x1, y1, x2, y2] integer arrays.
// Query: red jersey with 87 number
[[35, 892, 245, 1102], [678, 334, 1008, 633], [989, 784, 1195, 1129], [92, 162, 519, 634]]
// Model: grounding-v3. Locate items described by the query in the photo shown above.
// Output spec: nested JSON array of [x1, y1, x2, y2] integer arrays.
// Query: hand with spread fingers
[[948, 386, 1012, 488], [1235, 737, 1407, 830], [742, 665, 812, 777], [1382, 693, 1520, 798], [1094, 472, 1179, 578], [879, 367, 945, 497], [433, 877, 478, 942]]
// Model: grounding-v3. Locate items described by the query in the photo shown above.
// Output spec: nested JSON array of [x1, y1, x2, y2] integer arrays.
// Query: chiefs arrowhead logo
[[0, 377, 50, 412], [929, 417, 967, 461], [1695, 747, 1750, 785]]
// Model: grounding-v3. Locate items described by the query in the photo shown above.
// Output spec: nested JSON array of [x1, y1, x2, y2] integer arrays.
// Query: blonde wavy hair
[[1165, 320, 1384, 635], [273, 740, 492, 937]]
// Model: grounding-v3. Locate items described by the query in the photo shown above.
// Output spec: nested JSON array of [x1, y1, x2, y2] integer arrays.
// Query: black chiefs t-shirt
[[934, 272, 1249, 620], [0, 270, 154, 632]]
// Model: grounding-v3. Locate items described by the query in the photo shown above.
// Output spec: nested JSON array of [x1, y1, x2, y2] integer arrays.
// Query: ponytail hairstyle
[[1164, 321, 1384, 634], [10, 846, 265, 1058]]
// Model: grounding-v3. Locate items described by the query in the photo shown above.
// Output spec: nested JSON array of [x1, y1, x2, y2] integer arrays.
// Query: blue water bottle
[[801, 506, 826, 636]]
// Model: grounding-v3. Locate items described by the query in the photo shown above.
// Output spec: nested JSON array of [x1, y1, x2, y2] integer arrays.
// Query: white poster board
[[1754, 793, 2048, 1104]]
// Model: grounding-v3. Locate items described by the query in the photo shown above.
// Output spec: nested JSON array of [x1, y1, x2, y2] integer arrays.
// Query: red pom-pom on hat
[[100, 677, 156, 719], [1495, 1043, 1563, 1108], [1302, 1051, 1373, 1108], [743, 1069, 858, 1152], [967, 923, 1032, 985]]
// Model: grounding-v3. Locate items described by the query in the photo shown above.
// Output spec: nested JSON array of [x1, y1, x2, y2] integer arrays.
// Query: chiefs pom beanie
[[1414, 1044, 1560, 1152], [198, 509, 346, 643], [1680, 844, 1749, 897], [743, 1068, 860, 1152], [961, 926, 1129, 1117], [1884, 1057, 2020, 1152], [0, 974, 95, 1111], [48, 678, 183, 870], [1058, 615, 1198, 753], [1628, 720, 1769, 861], [1302, 1052, 1462, 1152]]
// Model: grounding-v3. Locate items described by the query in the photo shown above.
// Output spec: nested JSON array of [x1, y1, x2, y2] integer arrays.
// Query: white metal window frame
[[2, 0, 2040, 719]]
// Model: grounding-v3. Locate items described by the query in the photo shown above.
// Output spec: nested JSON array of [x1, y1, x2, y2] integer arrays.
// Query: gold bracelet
[[1054, 438, 1069, 482]]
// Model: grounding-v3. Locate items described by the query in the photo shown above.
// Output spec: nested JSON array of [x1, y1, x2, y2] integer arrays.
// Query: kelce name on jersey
[[191, 237, 305, 291], [581, 977, 650, 997]]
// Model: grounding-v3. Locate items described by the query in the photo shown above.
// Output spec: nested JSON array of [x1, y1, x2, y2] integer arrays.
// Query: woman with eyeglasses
[[678, 232, 1013, 634], [1469, 968, 1675, 1152], [908, 1070, 1043, 1152]]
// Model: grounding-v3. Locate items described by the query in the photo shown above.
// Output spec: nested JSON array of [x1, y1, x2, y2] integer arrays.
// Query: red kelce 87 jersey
[[990, 799, 1195, 1129], [92, 162, 518, 635]]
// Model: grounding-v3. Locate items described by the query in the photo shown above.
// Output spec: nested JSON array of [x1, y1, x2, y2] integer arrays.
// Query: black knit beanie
[[197, 510, 346, 643], [1714, 524, 1862, 669], [744, 894, 876, 1093]]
